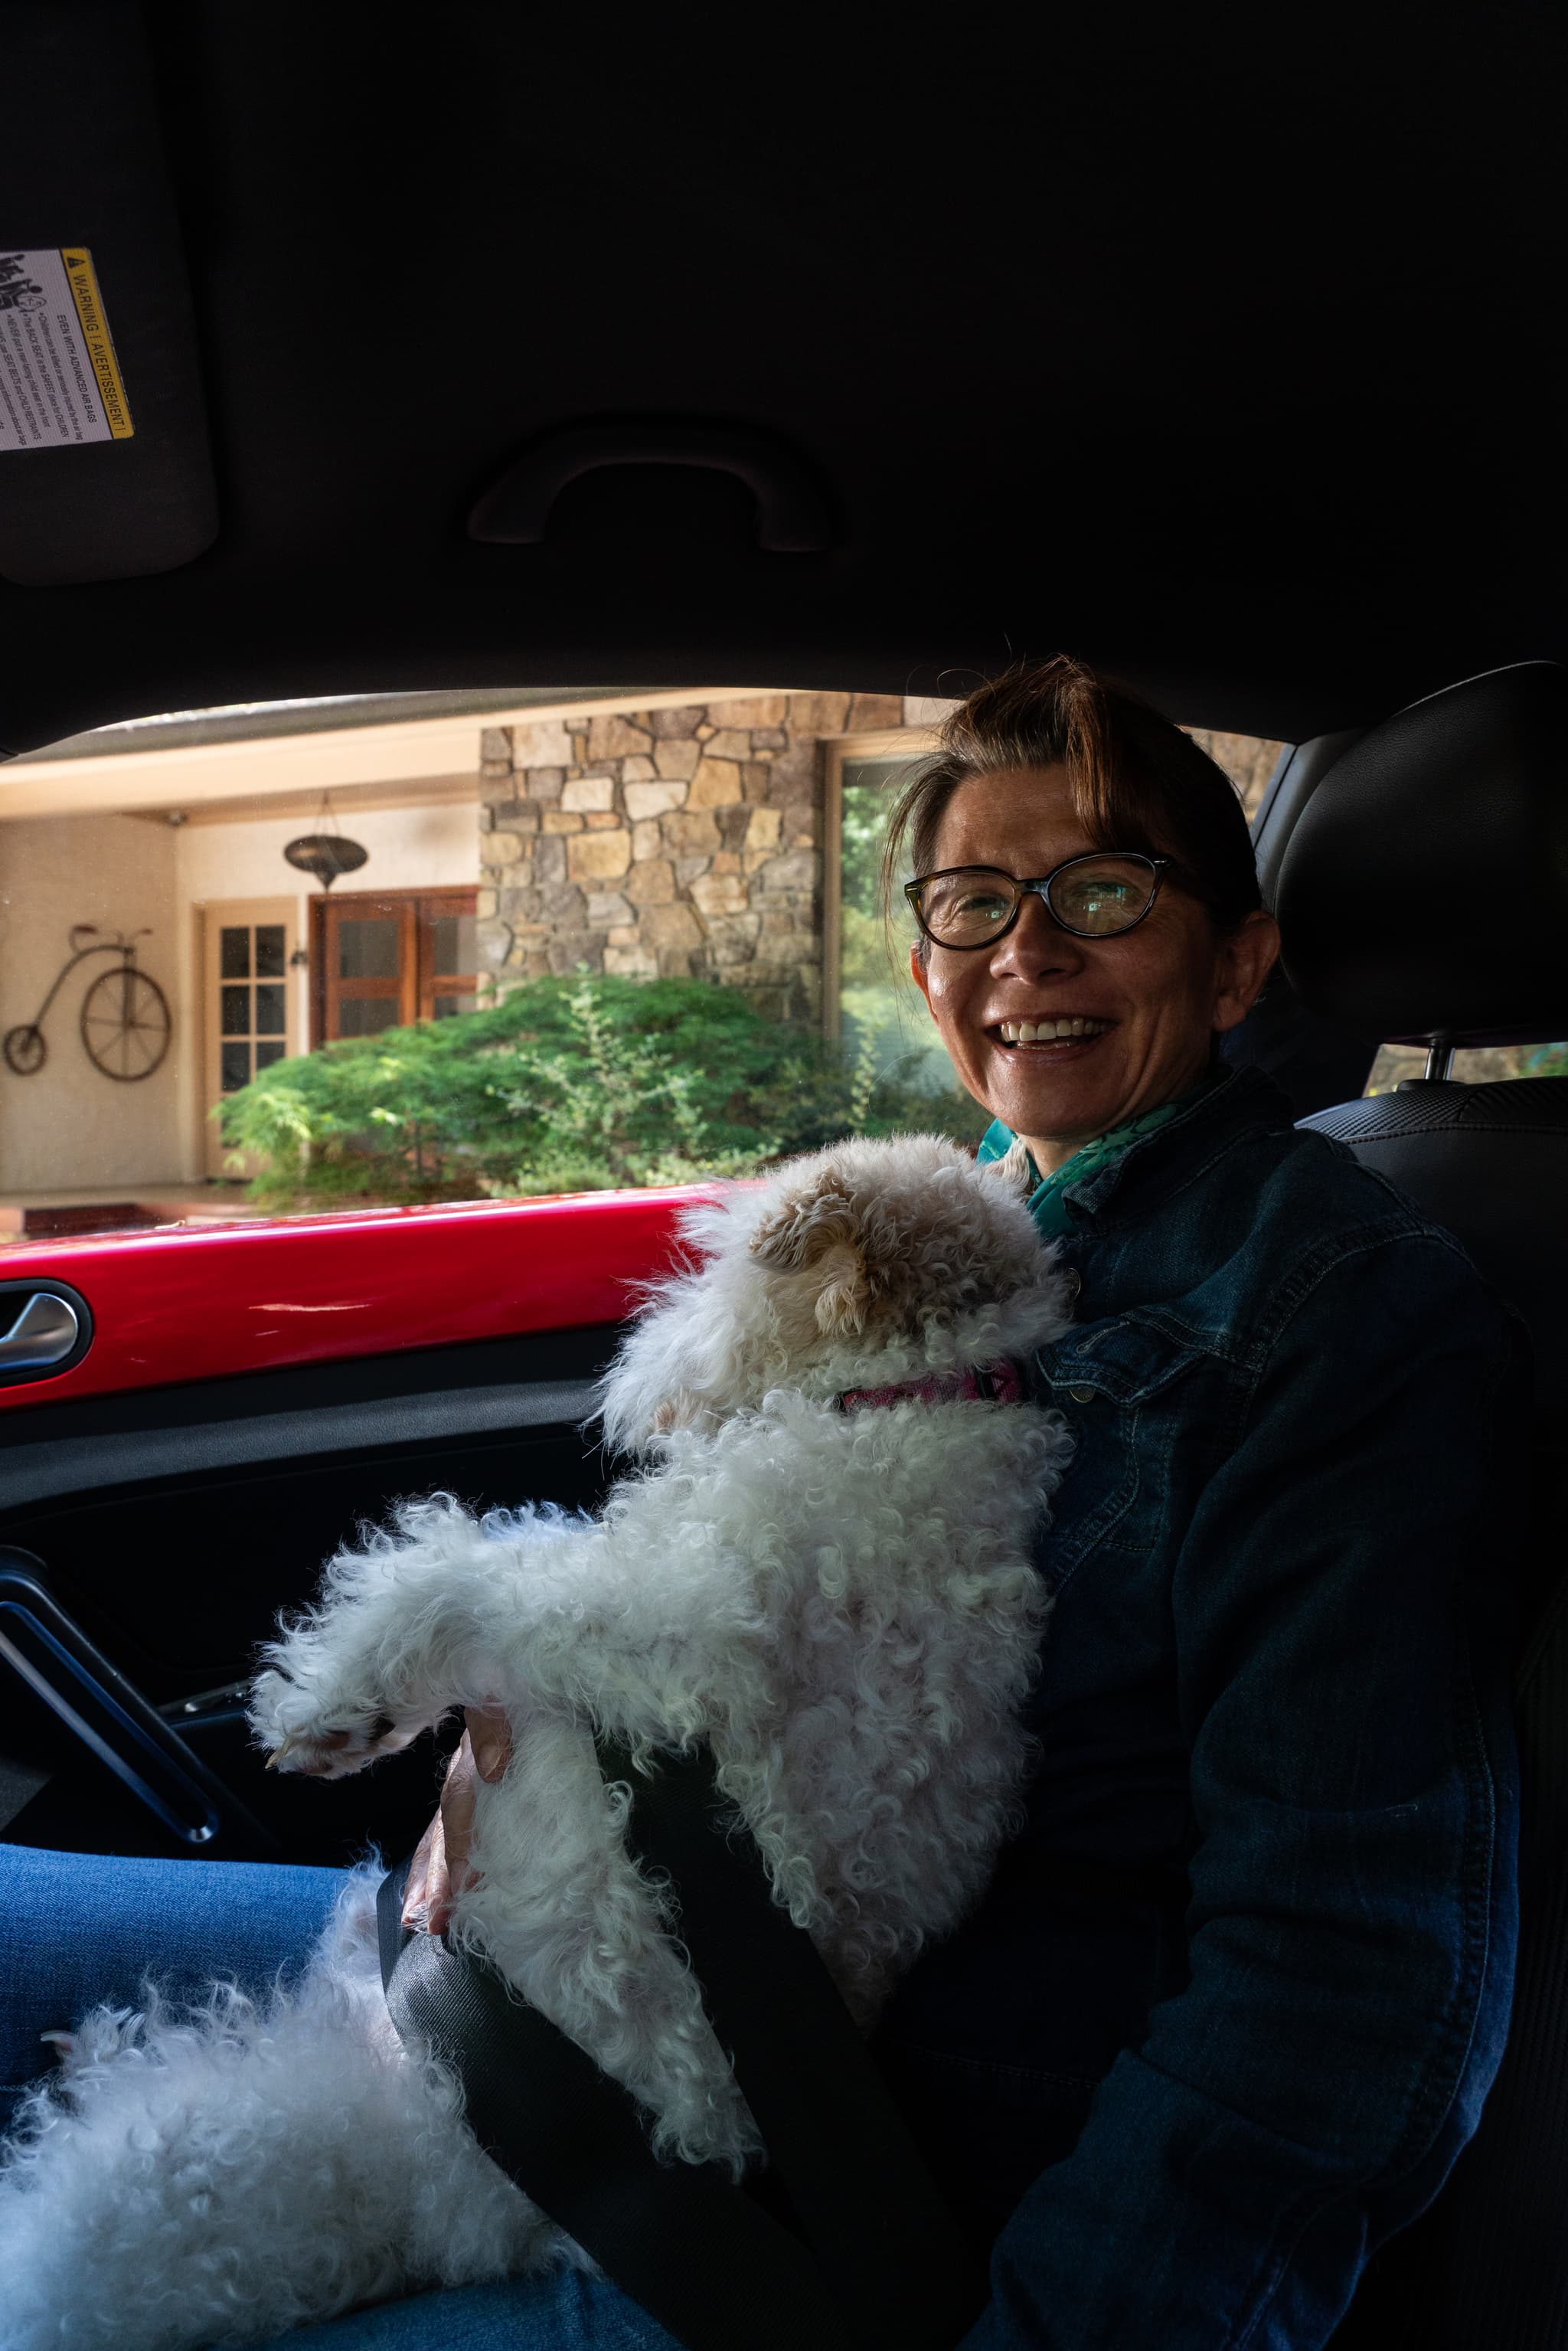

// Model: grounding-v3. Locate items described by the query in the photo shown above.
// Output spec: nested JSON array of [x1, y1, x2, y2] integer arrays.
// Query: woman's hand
[[399, 1703, 512, 1936]]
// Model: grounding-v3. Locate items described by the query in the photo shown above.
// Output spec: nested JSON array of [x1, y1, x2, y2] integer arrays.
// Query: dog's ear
[[980, 1136, 1035, 1197], [750, 1167, 871, 1336], [748, 1166, 857, 1268], [812, 1240, 870, 1335]]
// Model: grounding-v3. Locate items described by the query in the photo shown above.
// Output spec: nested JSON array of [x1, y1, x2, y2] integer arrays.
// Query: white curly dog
[[0, 1133, 1075, 2349]]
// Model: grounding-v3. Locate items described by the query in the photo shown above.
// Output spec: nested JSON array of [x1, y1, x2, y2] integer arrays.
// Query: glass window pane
[[220, 1040, 251, 1092], [254, 1039, 286, 1072], [337, 917, 400, 980], [336, 996, 402, 1038], [220, 983, 251, 1036], [1365, 1038, 1568, 1094], [839, 758, 967, 1100], [431, 912, 478, 976], [254, 983, 286, 1035], [1363, 1045, 1423, 1094], [220, 926, 250, 979], [254, 925, 286, 978], [1453, 1041, 1568, 1082]]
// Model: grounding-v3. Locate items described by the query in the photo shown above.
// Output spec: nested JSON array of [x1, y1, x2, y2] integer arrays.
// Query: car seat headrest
[[1276, 661, 1568, 1047]]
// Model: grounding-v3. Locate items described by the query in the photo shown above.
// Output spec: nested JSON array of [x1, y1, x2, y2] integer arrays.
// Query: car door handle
[[0, 1291, 79, 1369]]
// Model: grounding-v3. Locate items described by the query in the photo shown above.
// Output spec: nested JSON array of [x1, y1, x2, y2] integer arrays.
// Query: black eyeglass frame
[[904, 852, 1175, 950]]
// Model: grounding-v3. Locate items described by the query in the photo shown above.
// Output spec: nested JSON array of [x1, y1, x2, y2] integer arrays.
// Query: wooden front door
[[311, 888, 479, 1044]]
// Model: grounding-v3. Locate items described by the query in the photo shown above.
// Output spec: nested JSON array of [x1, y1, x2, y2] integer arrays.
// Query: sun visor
[[0, 1, 217, 586], [1277, 662, 1568, 1048]]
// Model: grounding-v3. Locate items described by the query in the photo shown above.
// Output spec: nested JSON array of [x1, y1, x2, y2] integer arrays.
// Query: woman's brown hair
[[883, 656, 1263, 940]]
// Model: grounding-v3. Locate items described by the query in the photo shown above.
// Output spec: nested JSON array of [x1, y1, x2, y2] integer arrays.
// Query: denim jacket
[[872, 1065, 1523, 2350]]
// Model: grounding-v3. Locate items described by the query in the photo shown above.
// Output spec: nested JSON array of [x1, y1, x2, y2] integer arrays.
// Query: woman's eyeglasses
[[904, 853, 1173, 950]]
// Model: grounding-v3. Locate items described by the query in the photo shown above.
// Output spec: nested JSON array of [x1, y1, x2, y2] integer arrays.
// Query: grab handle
[[468, 419, 834, 552]]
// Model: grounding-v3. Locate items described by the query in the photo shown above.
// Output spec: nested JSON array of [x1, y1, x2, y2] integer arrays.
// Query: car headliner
[[0, 5, 1563, 757]]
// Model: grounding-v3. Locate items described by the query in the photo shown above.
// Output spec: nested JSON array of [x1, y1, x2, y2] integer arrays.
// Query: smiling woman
[[884, 659, 1280, 1173], [835, 656, 1525, 2351]]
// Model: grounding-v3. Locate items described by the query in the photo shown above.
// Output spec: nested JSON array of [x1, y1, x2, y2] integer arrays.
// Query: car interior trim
[[0, 1372, 604, 1516]]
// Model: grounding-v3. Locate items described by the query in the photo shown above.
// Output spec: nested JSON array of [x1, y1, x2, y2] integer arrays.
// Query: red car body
[[0, 1190, 707, 1412]]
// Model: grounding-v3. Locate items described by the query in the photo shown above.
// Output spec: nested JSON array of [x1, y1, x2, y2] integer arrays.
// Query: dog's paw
[[264, 1713, 417, 1779], [248, 1668, 420, 1779]]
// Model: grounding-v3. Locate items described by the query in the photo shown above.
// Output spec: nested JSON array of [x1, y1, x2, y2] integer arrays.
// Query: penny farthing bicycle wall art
[[2, 927, 173, 1081]]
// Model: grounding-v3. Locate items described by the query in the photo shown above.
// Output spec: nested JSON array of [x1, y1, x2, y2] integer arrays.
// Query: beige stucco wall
[[175, 799, 479, 906], [0, 811, 185, 1191]]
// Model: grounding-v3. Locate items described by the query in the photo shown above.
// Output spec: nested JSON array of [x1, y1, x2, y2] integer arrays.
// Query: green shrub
[[217, 974, 988, 1207]]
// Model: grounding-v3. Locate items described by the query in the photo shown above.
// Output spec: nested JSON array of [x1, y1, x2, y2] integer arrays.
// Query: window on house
[[312, 890, 479, 1045], [826, 747, 963, 1099], [202, 897, 301, 1179], [218, 920, 289, 1087]]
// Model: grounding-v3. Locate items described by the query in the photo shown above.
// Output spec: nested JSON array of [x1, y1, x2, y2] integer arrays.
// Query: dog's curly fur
[[0, 1134, 1075, 2349]]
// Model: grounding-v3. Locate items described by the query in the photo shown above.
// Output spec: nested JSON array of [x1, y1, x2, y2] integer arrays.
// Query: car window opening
[[0, 692, 1285, 1244]]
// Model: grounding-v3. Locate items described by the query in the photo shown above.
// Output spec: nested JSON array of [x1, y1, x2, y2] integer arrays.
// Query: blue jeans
[[0, 1843, 681, 2350]]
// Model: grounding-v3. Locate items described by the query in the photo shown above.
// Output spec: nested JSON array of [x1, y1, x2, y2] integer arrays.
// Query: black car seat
[[1276, 662, 1568, 2349]]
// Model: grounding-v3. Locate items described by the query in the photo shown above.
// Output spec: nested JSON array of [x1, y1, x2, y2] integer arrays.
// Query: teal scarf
[[977, 1078, 1213, 1238]]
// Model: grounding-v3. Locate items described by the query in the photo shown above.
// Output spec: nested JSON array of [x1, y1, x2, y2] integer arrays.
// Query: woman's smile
[[991, 1016, 1116, 1049]]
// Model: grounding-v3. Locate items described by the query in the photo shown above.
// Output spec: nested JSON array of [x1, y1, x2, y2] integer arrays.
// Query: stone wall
[[1184, 728, 1285, 818], [476, 692, 902, 1021]]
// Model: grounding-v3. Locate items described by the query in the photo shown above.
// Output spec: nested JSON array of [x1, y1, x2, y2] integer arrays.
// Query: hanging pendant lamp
[[283, 790, 368, 891]]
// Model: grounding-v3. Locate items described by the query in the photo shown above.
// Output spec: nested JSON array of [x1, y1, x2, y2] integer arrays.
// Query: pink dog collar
[[838, 1359, 1026, 1414]]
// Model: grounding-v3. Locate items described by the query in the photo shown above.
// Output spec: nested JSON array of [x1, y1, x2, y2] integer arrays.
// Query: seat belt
[[377, 1735, 979, 2351]]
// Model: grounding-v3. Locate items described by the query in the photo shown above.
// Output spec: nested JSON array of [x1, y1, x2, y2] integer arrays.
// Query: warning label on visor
[[0, 247, 133, 453]]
